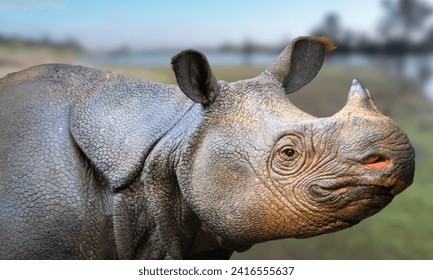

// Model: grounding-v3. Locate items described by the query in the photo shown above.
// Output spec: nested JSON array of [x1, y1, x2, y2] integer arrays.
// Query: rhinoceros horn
[[336, 79, 381, 116]]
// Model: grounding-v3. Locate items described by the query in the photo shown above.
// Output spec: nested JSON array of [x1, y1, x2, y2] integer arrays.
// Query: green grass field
[[1, 47, 432, 259]]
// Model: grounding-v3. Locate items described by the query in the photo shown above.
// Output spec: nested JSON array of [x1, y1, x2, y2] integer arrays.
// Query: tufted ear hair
[[263, 36, 336, 94], [171, 49, 219, 106]]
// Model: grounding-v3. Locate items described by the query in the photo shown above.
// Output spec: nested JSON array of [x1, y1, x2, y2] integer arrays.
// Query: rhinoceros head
[[172, 37, 415, 246]]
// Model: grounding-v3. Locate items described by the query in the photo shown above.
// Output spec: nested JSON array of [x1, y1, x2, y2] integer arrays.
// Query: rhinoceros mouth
[[309, 184, 395, 224], [310, 184, 395, 202]]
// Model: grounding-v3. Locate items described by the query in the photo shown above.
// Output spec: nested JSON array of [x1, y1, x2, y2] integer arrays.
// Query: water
[[401, 55, 433, 102], [79, 52, 433, 102], [78, 52, 277, 66], [326, 54, 433, 102], [79, 52, 174, 66]]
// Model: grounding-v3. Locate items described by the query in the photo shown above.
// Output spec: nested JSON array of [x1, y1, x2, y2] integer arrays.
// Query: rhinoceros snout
[[357, 149, 415, 196], [326, 80, 416, 198], [387, 143, 415, 196], [343, 125, 415, 196]]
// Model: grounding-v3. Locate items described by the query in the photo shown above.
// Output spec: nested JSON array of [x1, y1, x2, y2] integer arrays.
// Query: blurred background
[[0, 0, 432, 259]]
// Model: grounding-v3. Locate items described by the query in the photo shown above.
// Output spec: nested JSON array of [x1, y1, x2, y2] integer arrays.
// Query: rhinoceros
[[0, 36, 415, 259]]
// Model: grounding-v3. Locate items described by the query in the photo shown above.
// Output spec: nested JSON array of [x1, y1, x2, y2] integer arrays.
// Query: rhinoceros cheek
[[318, 189, 394, 228], [257, 186, 395, 239]]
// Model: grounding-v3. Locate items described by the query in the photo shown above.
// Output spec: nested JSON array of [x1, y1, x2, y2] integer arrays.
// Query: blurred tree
[[377, 0, 433, 105], [311, 13, 351, 54], [379, 0, 433, 48], [242, 38, 254, 65], [314, 13, 341, 39]]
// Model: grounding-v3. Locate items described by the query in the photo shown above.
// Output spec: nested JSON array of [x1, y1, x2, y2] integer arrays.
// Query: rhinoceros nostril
[[362, 155, 388, 170]]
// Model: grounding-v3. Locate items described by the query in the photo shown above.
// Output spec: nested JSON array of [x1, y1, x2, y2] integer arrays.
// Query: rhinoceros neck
[[121, 104, 245, 259]]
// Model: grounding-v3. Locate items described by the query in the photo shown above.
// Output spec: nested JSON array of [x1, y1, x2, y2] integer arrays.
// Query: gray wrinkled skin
[[0, 37, 415, 259]]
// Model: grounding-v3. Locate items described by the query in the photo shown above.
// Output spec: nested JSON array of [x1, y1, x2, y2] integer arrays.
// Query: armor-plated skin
[[0, 37, 415, 259]]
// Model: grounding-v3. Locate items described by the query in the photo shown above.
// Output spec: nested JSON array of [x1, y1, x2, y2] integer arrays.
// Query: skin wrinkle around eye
[[264, 127, 358, 230], [263, 134, 330, 227], [271, 127, 341, 187], [269, 133, 306, 177]]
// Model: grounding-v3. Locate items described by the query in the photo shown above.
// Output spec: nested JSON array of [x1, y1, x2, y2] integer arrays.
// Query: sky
[[0, 0, 387, 51]]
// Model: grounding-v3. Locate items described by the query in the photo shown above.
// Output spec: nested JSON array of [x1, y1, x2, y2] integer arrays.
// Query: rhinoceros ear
[[264, 36, 336, 94], [171, 50, 218, 106]]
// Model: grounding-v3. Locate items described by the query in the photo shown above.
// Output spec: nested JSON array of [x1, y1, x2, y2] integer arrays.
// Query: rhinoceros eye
[[270, 134, 306, 176], [282, 147, 296, 159]]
